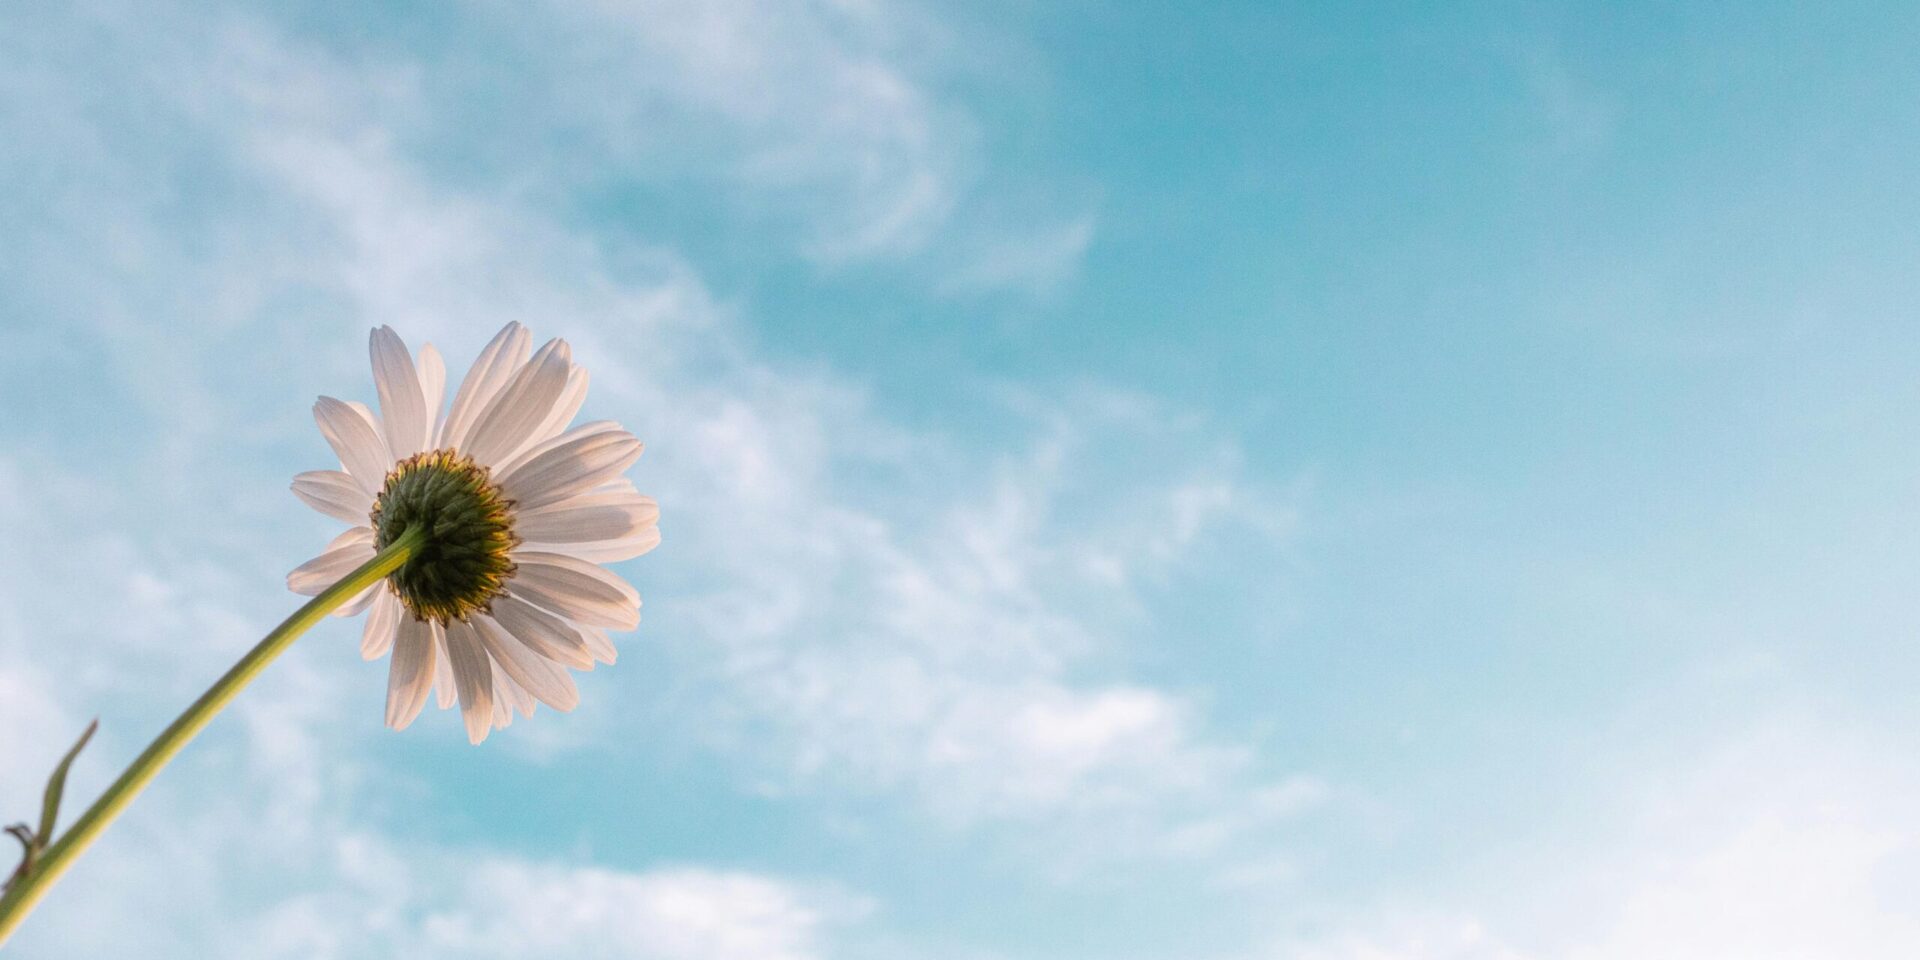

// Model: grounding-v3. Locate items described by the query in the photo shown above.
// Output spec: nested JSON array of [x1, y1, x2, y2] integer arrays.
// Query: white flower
[[287, 324, 658, 744]]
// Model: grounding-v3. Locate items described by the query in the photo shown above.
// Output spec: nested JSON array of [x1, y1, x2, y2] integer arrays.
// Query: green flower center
[[371, 449, 519, 624]]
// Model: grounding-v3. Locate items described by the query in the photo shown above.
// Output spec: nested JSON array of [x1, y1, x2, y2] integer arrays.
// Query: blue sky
[[3, 1, 1919, 957]]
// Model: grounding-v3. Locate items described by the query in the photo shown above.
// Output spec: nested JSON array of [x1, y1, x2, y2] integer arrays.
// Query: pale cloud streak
[[553, 0, 965, 259], [418, 863, 868, 960], [1258, 720, 1920, 960], [0, 453, 868, 960], [193, 8, 1303, 856], [429, 0, 1093, 283], [0, 7, 1301, 957]]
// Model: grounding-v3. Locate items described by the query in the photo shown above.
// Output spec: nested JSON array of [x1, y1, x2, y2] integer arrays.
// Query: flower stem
[[0, 524, 428, 945]]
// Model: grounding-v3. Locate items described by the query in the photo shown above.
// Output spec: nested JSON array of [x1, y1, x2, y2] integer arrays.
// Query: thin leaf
[[4, 823, 34, 892], [35, 719, 97, 847]]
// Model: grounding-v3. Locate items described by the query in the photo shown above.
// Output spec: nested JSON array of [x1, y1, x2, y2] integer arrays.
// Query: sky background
[[3, 1, 1920, 957]]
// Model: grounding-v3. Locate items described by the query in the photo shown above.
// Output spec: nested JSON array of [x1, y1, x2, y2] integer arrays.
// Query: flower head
[[288, 324, 658, 743]]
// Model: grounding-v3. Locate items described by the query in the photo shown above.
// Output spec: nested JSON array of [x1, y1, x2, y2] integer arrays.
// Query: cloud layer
[[0, 2, 1296, 955]]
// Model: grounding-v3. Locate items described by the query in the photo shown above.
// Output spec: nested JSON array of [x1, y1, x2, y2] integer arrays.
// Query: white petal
[[579, 625, 618, 665], [314, 396, 393, 494], [345, 400, 384, 430], [490, 665, 532, 727], [516, 550, 639, 604], [515, 501, 656, 544], [472, 614, 581, 711], [442, 323, 530, 450], [463, 339, 572, 467], [432, 624, 457, 710], [362, 592, 399, 660], [489, 595, 594, 670], [443, 620, 496, 744], [291, 470, 373, 524], [418, 342, 447, 446], [371, 326, 430, 460], [385, 616, 437, 730], [328, 524, 375, 551], [527, 527, 661, 564], [496, 668, 537, 719], [498, 430, 642, 511], [514, 365, 590, 460], [287, 528, 375, 596], [344, 401, 393, 477], [494, 418, 623, 482], [510, 559, 639, 630], [518, 489, 657, 524], [590, 477, 639, 497], [335, 581, 381, 618]]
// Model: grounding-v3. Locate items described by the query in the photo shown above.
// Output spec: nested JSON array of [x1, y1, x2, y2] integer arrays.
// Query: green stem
[[0, 524, 427, 946]]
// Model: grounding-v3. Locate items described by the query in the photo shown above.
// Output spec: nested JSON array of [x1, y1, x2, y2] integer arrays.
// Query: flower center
[[371, 449, 519, 624]]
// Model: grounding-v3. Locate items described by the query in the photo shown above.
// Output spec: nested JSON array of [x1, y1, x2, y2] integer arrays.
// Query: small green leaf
[[35, 719, 97, 849], [4, 823, 34, 892]]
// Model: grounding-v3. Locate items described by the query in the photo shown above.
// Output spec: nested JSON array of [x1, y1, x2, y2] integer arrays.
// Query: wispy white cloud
[[663, 382, 1310, 859], [1271, 913, 1530, 960], [0, 453, 873, 960], [417, 863, 868, 960], [0, 662, 72, 814], [196, 8, 1298, 859], [542, 0, 964, 260], [1257, 719, 1920, 960], [0, 4, 1301, 954], [409, 0, 1095, 285], [936, 215, 1098, 296]]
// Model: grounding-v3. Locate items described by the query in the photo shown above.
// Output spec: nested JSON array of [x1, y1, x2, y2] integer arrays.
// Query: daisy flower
[[286, 323, 657, 743]]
